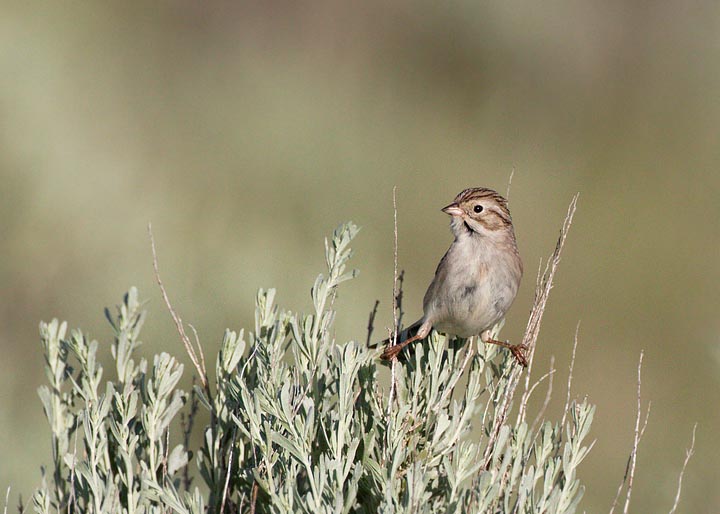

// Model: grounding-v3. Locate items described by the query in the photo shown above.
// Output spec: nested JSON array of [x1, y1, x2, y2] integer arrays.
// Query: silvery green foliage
[[32, 222, 594, 513], [33, 289, 196, 514]]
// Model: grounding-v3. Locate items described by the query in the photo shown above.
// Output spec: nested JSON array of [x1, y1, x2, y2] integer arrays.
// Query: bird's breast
[[425, 241, 521, 338]]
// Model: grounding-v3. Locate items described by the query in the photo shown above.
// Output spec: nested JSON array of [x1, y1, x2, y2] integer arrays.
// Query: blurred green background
[[1, 1, 718, 512]]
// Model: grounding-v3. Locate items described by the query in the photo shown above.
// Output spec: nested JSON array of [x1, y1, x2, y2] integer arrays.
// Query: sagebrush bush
[[30, 221, 594, 514]]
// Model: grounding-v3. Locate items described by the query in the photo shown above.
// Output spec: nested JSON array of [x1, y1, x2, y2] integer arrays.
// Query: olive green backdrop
[[1, 2, 718, 512]]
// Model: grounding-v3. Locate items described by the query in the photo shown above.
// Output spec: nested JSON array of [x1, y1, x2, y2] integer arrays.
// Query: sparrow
[[381, 187, 527, 366]]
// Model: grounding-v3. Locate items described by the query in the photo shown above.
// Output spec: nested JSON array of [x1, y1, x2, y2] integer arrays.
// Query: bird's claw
[[510, 344, 529, 367], [380, 344, 403, 361]]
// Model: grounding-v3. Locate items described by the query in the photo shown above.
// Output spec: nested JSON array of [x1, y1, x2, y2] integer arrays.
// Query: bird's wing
[[423, 246, 453, 315]]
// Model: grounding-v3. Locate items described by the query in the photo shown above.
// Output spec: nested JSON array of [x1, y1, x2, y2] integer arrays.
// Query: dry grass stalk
[[668, 423, 698, 514], [609, 351, 651, 514], [483, 193, 579, 468], [148, 223, 208, 390], [561, 322, 581, 429], [387, 185, 400, 416]]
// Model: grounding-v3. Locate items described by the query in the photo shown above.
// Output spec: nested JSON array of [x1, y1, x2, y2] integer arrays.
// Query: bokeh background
[[1, 1, 718, 512]]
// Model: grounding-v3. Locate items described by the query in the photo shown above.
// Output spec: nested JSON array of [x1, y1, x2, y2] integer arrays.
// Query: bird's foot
[[484, 338, 529, 367], [509, 343, 529, 367], [380, 343, 404, 361]]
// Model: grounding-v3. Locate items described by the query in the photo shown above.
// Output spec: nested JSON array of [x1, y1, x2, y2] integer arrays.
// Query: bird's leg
[[380, 333, 422, 360], [481, 332, 529, 367], [380, 321, 431, 361]]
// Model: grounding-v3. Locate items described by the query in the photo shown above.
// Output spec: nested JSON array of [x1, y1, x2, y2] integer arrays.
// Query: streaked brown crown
[[453, 187, 513, 227], [454, 187, 509, 210]]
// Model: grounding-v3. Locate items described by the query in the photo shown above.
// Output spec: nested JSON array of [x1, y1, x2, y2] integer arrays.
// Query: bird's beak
[[441, 203, 463, 217]]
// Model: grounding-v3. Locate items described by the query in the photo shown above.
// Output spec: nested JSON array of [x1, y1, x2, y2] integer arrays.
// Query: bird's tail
[[368, 319, 423, 349]]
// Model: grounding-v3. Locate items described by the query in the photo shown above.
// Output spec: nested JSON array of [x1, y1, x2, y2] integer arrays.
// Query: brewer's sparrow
[[381, 187, 527, 366]]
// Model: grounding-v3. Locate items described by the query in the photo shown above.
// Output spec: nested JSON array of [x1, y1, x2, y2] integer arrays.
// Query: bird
[[380, 187, 527, 366]]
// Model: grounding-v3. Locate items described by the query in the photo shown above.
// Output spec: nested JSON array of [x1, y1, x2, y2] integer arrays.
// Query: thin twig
[[391, 186, 399, 345], [668, 423, 698, 514], [162, 427, 171, 482], [622, 351, 649, 514], [518, 357, 555, 426], [482, 374, 515, 469], [181, 379, 199, 490], [366, 300, 380, 347], [518, 196, 579, 408], [188, 323, 207, 385], [67, 428, 78, 514], [610, 463, 626, 509], [148, 223, 208, 389], [521, 193, 579, 355], [639, 402, 651, 441], [517, 354, 550, 426], [610, 402, 652, 514], [249, 482, 259, 514], [506, 168, 515, 200], [432, 342, 476, 413], [480, 364, 513, 429], [610, 351, 649, 514], [561, 322, 581, 429], [219, 428, 237, 514], [387, 186, 400, 416], [4, 486, 10, 514], [291, 351, 323, 416], [148, 223, 218, 481], [529, 358, 556, 435], [240, 342, 260, 381], [481, 349, 522, 469], [395, 270, 405, 335]]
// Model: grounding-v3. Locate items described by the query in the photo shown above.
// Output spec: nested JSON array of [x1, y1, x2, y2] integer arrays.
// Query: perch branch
[[482, 193, 579, 468]]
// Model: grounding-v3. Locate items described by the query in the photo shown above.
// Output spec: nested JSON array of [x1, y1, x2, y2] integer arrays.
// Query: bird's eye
[[473, 205, 484, 213]]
